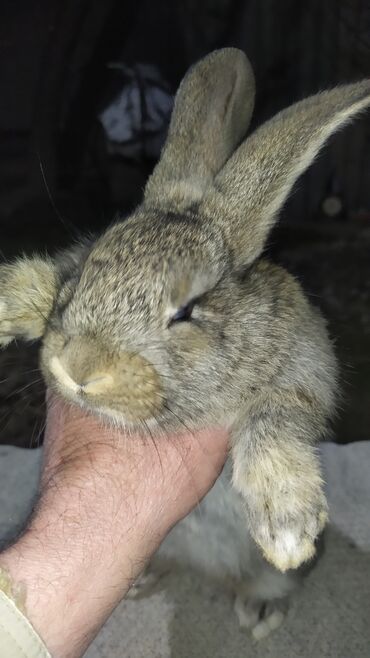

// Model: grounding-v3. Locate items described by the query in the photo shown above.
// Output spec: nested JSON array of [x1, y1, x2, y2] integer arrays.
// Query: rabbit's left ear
[[201, 81, 370, 268], [144, 48, 255, 212]]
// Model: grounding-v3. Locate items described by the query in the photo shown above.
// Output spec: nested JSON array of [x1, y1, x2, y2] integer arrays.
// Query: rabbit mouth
[[41, 333, 165, 422]]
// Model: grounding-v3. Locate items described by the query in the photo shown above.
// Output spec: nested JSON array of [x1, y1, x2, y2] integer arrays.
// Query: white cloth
[[0, 590, 51, 658]]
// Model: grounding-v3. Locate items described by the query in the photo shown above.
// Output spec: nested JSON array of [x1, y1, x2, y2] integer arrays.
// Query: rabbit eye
[[169, 301, 195, 326]]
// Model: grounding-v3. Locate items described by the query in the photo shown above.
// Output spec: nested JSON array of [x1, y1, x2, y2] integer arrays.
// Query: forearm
[[0, 434, 162, 657], [0, 398, 228, 658]]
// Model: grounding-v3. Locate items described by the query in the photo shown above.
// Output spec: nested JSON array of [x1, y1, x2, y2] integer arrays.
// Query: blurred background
[[0, 0, 369, 447]]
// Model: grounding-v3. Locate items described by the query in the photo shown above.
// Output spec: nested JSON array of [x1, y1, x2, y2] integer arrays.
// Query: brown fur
[[1, 49, 369, 576]]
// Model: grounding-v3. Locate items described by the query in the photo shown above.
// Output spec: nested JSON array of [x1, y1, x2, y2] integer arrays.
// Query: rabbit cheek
[[174, 323, 209, 357], [111, 353, 164, 421]]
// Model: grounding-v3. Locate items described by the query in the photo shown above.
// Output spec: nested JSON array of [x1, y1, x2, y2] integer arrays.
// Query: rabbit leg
[[0, 259, 57, 346], [234, 594, 260, 629], [250, 600, 287, 641], [234, 567, 292, 638], [235, 594, 287, 639], [232, 394, 328, 572]]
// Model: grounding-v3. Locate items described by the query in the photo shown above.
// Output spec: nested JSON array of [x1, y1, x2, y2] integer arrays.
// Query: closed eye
[[168, 300, 195, 327]]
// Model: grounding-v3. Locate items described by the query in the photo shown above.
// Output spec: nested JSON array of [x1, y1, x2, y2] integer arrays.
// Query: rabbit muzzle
[[41, 334, 164, 422]]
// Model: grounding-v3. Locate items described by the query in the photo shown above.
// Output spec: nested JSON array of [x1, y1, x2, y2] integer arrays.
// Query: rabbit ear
[[201, 81, 370, 268], [144, 48, 255, 211]]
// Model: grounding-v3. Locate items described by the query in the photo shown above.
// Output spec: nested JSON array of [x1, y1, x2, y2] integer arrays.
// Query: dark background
[[0, 0, 369, 447]]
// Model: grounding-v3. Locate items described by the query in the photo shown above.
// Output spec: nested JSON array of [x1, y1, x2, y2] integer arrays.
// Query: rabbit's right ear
[[201, 81, 370, 268], [144, 48, 255, 212]]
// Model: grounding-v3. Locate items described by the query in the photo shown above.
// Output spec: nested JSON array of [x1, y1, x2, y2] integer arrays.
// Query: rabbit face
[[40, 212, 233, 429]]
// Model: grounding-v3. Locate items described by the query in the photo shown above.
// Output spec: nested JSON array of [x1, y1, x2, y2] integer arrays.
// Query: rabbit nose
[[49, 356, 81, 394], [48, 335, 116, 395], [45, 335, 164, 419], [49, 356, 114, 396], [81, 373, 114, 395]]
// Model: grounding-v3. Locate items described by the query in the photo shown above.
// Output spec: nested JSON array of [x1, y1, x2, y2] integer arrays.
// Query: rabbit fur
[[1, 49, 369, 638]]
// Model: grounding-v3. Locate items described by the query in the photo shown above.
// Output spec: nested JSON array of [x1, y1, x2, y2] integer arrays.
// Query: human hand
[[0, 394, 228, 658]]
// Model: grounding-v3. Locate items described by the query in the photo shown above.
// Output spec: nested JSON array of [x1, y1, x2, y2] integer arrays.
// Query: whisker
[[0, 408, 12, 431], [37, 154, 76, 237], [0, 392, 39, 437], [162, 403, 196, 437], [142, 419, 164, 480], [162, 405, 206, 507], [5, 378, 44, 400], [26, 297, 50, 326], [29, 417, 47, 449], [21, 368, 42, 376], [157, 413, 205, 522]]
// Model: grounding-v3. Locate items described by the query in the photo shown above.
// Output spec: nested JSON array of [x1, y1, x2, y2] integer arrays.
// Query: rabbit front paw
[[247, 483, 327, 572], [0, 297, 16, 347], [0, 260, 56, 346]]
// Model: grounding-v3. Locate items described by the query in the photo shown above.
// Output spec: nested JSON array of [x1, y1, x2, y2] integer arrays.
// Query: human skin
[[0, 395, 229, 658]]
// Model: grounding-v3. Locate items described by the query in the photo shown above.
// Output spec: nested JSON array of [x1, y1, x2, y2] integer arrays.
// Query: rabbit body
[[156, 459, 299, 639], [157, 456, 299, 588], [1, 48, 370, 638]]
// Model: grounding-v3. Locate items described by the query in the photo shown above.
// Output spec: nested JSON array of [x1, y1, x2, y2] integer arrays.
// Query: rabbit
[[0, 48, 369, 639]]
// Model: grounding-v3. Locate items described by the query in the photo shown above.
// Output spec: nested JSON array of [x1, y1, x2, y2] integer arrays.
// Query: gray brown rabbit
[[1, 49, 369, 639]]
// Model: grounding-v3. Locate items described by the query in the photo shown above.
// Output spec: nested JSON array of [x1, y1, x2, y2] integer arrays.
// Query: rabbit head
[[14, 48, 368, 431], [39, 49, 255, 428]]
